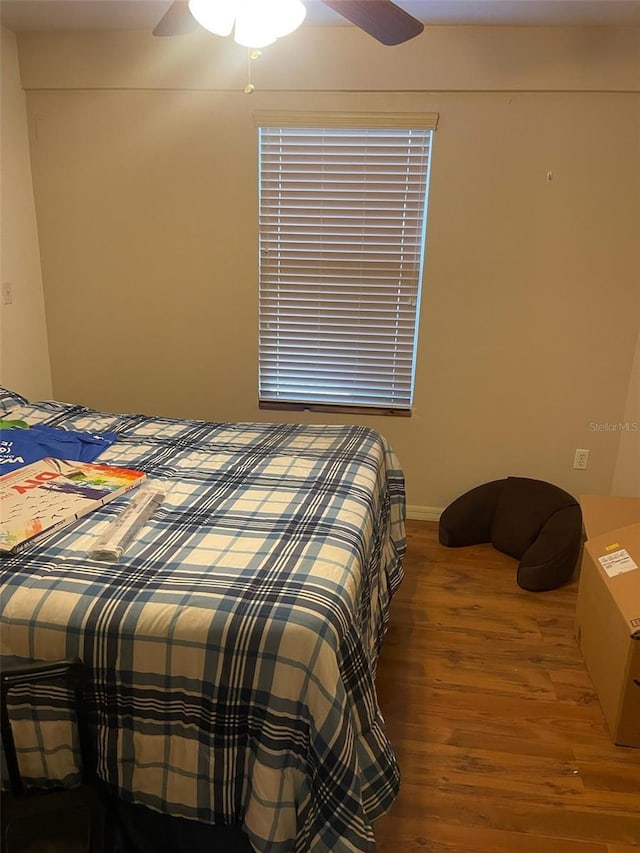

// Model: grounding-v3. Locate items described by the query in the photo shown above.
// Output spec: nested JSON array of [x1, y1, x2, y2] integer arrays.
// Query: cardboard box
[[580, 495, 640, 539], [575, 495, 640, 748]]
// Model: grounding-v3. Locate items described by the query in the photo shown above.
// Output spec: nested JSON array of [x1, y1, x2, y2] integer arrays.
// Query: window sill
[[259, 401, 411, 418]]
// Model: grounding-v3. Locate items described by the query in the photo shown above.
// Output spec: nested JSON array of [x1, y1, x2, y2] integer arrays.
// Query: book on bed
[[0, 457, 146, 555]]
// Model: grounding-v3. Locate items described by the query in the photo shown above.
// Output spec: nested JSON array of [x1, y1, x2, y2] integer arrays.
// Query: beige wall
[[0, 27, 51, 400], [612, 328, 640, 497], [14, 25, 640, 510]]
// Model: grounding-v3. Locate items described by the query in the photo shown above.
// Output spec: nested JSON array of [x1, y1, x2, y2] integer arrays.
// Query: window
[[256, 111, 437, 414]]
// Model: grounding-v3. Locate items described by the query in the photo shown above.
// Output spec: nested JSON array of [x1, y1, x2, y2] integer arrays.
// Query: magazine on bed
[[0, 457, 146, 555]]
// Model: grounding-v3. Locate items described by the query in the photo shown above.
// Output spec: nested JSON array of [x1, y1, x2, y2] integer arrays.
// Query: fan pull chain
[[244, 49, 261, 94]]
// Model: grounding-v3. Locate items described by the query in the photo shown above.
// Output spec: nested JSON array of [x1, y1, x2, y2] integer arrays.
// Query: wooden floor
[[373, 520, 640, 853]]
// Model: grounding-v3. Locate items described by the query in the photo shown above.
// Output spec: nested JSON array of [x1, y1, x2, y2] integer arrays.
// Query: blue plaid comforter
[[0, 394, 405, 852]]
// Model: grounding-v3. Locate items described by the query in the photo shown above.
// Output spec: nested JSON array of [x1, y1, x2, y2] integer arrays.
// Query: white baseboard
[[406, 505, 444, 522]]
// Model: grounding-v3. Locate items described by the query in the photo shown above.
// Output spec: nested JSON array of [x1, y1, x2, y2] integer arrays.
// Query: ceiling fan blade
[[320, 0, 423, 45], [152, 1, 199, 37]]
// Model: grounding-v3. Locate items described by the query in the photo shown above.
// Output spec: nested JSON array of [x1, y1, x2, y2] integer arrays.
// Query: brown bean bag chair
[[438, 477, 583, 591]]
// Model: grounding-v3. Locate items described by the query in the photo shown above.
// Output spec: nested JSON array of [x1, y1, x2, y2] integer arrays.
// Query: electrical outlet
[[1, 282, 12, 305], [574, 449, 589, 470]]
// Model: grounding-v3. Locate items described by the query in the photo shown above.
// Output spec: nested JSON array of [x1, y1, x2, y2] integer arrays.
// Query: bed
[[0, 387, 405, 852]]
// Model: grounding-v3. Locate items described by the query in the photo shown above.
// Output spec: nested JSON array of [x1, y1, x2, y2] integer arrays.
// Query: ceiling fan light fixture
[[187, 0, 237, 37], [233, 0, 306, 48], [156, 0, 422, 46], [233, 1, 277, 48]]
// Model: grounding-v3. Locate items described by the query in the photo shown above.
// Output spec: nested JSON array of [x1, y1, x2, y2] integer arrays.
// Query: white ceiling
[[2, 0, 640, 32]]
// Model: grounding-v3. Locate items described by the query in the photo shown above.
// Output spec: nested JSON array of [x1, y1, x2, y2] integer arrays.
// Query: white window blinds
[[257, 112, 436, 412]]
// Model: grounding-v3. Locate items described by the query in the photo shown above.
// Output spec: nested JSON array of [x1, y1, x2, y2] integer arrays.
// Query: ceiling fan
[[153, 0, 424, 46]]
